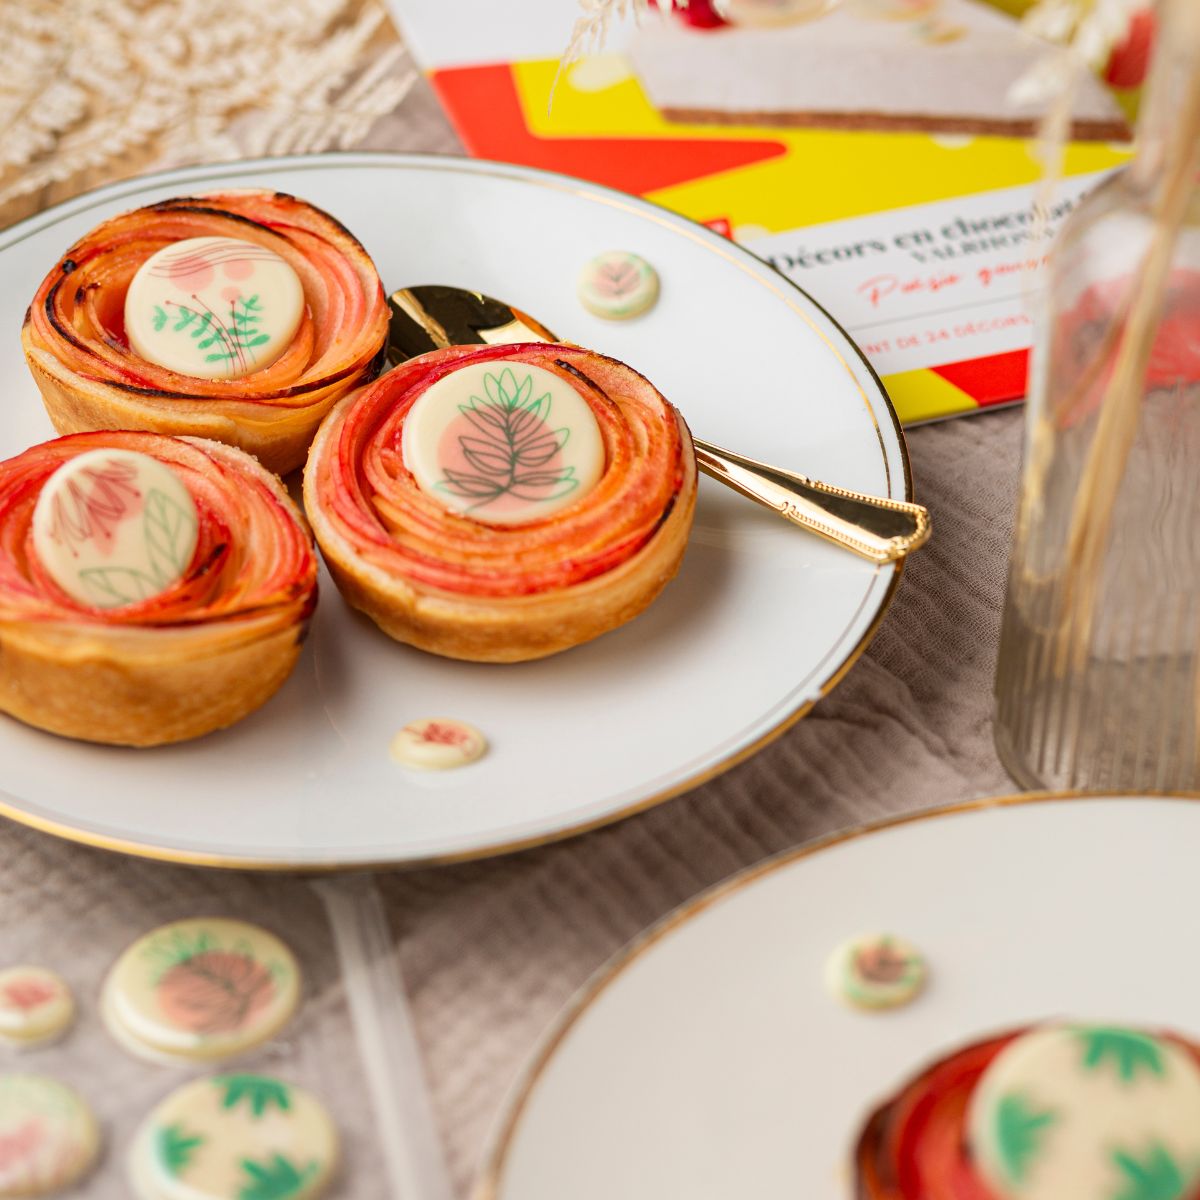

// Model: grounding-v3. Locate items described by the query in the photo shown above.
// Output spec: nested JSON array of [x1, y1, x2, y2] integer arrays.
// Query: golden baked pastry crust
[[304, 343, 697, 663], [0, 432, 317, 746]]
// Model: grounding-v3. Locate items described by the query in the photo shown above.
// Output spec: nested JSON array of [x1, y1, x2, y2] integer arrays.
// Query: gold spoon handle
[[386, 286, 931, 563], [692, 440, 930, 564]]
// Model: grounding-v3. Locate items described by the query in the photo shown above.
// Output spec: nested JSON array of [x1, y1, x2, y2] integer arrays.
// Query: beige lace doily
[[0, 0, 421, 229]]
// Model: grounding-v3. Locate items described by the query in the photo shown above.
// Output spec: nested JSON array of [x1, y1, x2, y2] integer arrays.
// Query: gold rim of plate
[[0, 151, 912, 870], [471, 788, 1200, 1199]]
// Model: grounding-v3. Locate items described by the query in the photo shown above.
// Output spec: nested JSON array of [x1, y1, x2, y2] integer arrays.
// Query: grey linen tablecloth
[[0, 27, 1023, 1198]]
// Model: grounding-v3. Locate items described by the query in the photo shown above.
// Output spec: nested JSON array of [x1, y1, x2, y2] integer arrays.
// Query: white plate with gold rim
[[475, 792, 1200, 1199], [0, 152, 909, 868]]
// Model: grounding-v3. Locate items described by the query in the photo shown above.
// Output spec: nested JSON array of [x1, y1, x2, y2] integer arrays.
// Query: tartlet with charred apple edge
[[21, 190, 389, 476], [0, 431, 317, 746], [304, 343, 697, 663]]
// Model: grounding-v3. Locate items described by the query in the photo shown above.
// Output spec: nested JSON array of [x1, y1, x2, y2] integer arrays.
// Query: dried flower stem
[[562, 0, 680, 67], [554, 0, 686, 104]]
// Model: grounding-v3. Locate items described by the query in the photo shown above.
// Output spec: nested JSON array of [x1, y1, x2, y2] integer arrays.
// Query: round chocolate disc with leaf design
[[102, 918, 300, 1064], [0, 1074, 99, 1196], [31, 449, 199, 610], [401, 360, 606, 526], [967, 1025, 1200, 1200], [576, 250, 659, 320], [825, 933, 927, 1010], [390, 718, 488, 771], [130, 1074, 338, 1200], [124, 236, 304, 381], [0, 967, 75, 1049]]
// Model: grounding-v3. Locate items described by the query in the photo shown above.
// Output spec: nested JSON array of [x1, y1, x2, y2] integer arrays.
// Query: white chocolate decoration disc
[[390, 719, 488, 771], [102, 918, 300, 1065], [0, 968, 75, 1048], [0, 1075, 100, 1196], [576, 251, 659, 320], [824, 933, 926, 1010], [402, 360, 605, 525], [967, 1025, 1200, 1200], [129, 1074, 338, 1200], [124, 236, 303, 379], [31, 448, 199, 610]]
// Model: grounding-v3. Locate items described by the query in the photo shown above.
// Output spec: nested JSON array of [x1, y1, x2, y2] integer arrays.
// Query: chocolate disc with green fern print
[[124, 237, 304, 381], [401, 360, 606, 525], [967, 1025, 1200, 1200], [31, 449, 199, 610], [102, 918, 300, 1065], [129, 1074, 338, 1200]]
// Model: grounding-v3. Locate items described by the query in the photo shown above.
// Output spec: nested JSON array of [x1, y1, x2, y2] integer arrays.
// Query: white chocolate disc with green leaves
[[390, 718, 488, 770], [102, 918, 300, 1064], [824, 933, 926, 1010], [31, 449, 199, 610], [402, 361, 605, 525], [0, 1075, 99, 1196], [576, 251, 660, 320], [0, 968, 74, 1048], [967, 1025, 1200, 1200], [124, 236, 303, 379], [130, 1074, 337, 1200]]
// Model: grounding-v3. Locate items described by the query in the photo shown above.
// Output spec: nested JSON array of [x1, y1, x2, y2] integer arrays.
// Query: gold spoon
[[386, 285, 930, 565]]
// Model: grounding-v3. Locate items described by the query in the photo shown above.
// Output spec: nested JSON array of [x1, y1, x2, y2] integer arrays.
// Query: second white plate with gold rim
[[0, 152, 909, 868], [476, 793, 1200, 1200]]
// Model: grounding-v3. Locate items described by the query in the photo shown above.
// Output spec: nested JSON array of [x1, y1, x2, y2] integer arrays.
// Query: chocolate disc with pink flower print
[[101, 919, 301, 1065], [0, 1075, 99, 1196], [31, 449, 199, 610], [0, 969, 74, 1050], [824, 932, 927, 1010], [390, 718, 488, 771], [576, 250, 660, 320], [401, 361, 605, 527], [124, 236, 304, 380]]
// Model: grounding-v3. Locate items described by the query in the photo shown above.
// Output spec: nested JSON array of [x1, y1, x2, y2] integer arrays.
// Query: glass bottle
[[993, 0, 1200, 791]]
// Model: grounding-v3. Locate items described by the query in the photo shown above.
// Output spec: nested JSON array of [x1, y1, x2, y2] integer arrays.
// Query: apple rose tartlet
[[21, 190, 389, 476], [304, 343, 697, 662], [854, 1023, 1200, 1200], [0, 431, 317, 746]]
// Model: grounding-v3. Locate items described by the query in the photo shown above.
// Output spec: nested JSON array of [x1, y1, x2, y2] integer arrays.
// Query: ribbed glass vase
[[994, 0, 1200, 791]]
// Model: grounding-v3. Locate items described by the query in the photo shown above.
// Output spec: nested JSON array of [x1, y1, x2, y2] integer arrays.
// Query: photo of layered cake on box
[[629, 0, 1130, 140]]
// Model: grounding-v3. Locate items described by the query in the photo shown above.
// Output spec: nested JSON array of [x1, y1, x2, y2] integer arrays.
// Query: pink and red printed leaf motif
[[0, 979, 58, 1012], [854, 941, 914, 986], [45, 455, 197, 607], [0, 1119, 44, 1172], [158, 951, 276, 1036], [417, 722, 472, 747], [48, 457, 143, 558], [591, 261, 642, 299], [436, 368, 577, 511]]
